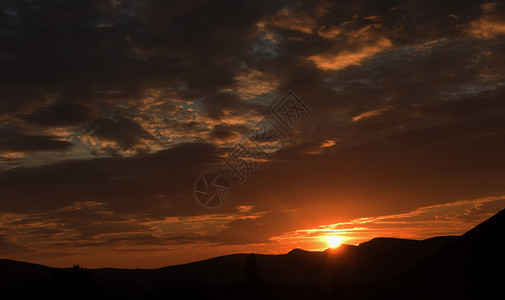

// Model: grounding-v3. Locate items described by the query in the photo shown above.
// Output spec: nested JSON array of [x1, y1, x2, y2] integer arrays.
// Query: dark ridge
[[0, 259, 54, 290], [378, 208, 505, 300], [358, 237, 421, 248]]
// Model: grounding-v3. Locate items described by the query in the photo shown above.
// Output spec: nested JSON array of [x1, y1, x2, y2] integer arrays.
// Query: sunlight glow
[[326, 236, 343, 248]]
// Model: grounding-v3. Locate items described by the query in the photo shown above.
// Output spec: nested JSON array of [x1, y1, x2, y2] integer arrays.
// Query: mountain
[[0, 238, 455, 299], [1, 208, 503, 299], [0, 259, 54, 290], [377, 208, 505, 300]]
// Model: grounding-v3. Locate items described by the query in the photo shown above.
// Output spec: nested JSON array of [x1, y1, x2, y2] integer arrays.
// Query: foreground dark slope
[[378, 208, 505, 300], [0, 259, 54, 290]]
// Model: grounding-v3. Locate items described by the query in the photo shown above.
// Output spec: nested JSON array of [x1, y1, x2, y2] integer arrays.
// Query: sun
[[326, 236, 343, 248]]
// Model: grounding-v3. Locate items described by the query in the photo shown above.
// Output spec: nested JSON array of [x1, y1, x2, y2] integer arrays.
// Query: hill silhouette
[[1, 208, 503, 299], [378, 208, 505, 300]]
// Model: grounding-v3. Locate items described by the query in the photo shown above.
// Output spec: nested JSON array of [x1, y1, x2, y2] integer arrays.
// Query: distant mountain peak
[[287, 248, 310, 255]]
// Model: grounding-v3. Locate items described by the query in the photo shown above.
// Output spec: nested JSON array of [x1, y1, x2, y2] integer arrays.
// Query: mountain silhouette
[[0, 208, 503, 299], [0, 259, 54, 290], [377, 208, 505, 300]]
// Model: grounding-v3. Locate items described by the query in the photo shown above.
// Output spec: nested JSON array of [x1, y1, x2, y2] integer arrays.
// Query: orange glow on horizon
[[326, 236, 344, 248]]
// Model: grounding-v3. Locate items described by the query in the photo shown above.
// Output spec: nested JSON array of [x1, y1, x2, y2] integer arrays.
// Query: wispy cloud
[[273, 196, 505, 248]]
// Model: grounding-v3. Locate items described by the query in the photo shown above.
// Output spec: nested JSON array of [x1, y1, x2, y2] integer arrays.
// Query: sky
[[1, 0, 505, 268]]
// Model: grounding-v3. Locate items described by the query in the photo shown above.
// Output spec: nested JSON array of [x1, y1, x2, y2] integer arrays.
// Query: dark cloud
[[87, 117, 157, 150], [23, 101, 99, 127], [198, 93, 264, 121], [27, 228, 65, 238], [207, 124, 247, 143], [0, 142, 223, 215], [208, 211, 296, 245], [0, 135, 72, 153], [0, 235, 32, 255]]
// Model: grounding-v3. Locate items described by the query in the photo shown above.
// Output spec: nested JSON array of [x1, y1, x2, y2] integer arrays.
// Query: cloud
[[275, 195, 505, 247], [352, 106, 395, 122], [86, 117, 158, 151], [0, 135, 73, 153], [234, 69, 278, 100], [0, 142, 224, 215], [0, 235, 33, 255], [269, 8, 318, 34], [0, 0, 281, 158], [317, 25, 343, 39], [165, 211, 299, 246], [308, 25, 393, 70], [22, 101, 99, 127], [206, 124, 246, 144], [466, 3, 505, 39], [198, 93, 264, 122]]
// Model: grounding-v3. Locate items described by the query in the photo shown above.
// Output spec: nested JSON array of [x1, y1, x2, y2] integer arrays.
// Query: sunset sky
[[1, 0, 505, 268]]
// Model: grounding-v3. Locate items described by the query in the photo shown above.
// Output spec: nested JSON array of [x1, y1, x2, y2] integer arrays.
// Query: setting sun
[[326, 236, 343, 248]]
